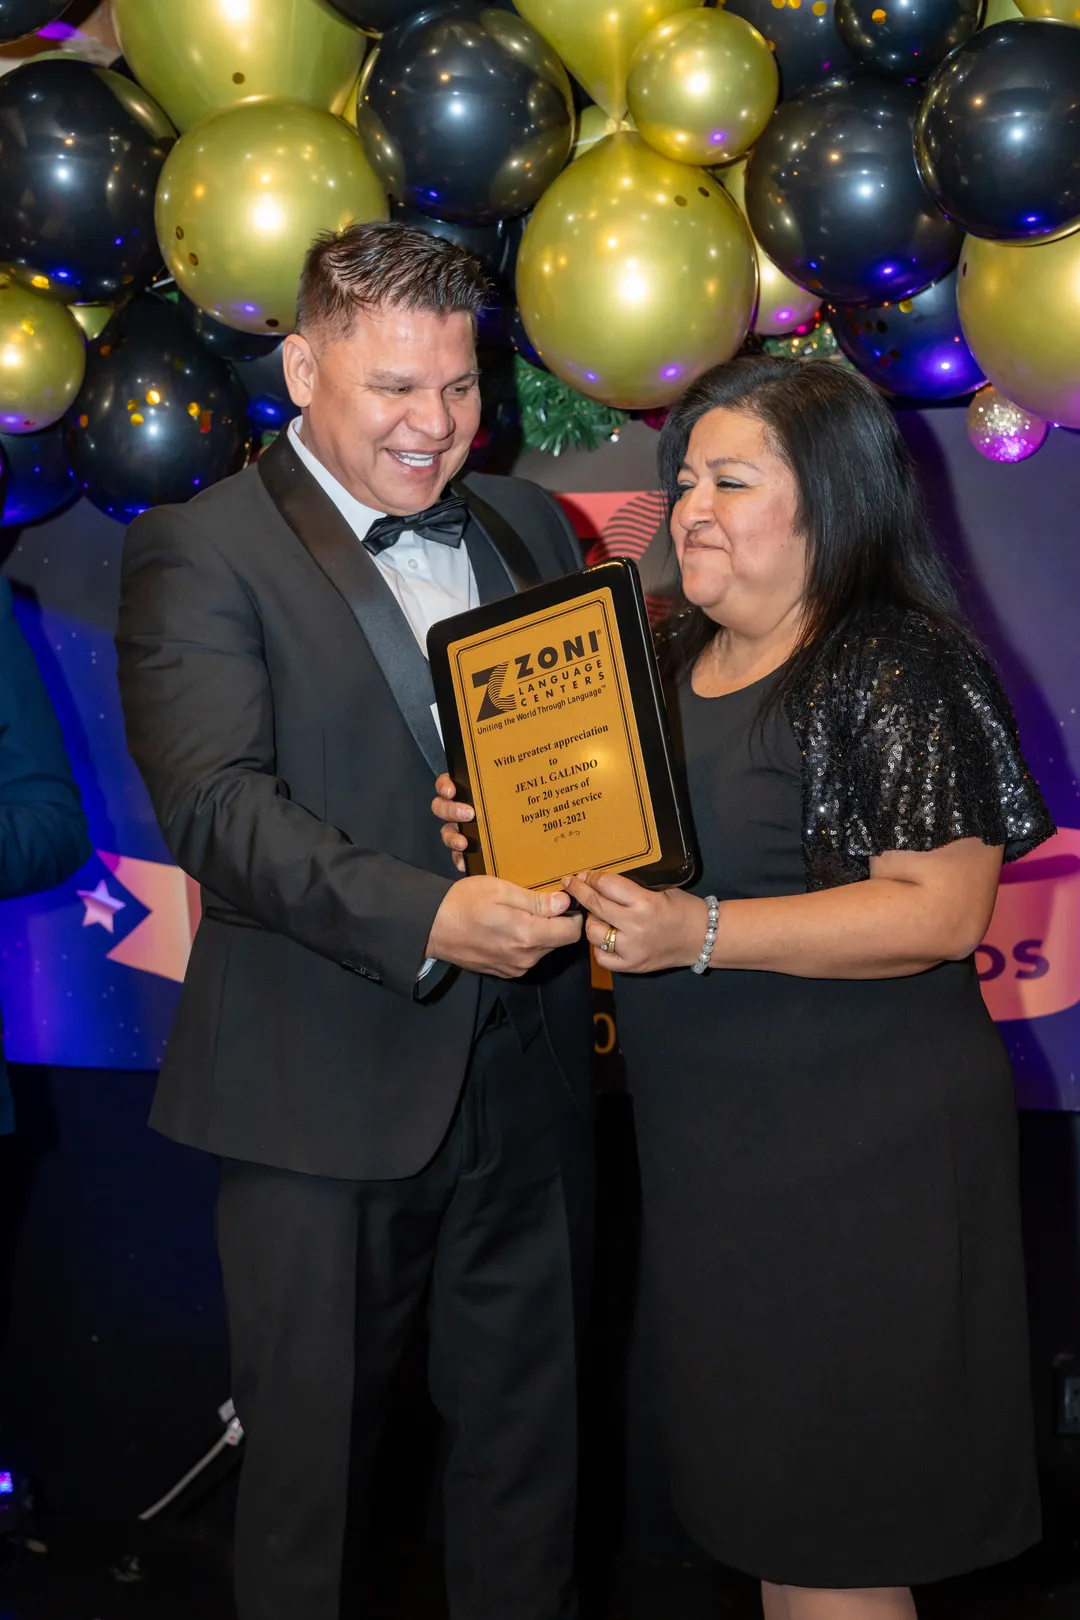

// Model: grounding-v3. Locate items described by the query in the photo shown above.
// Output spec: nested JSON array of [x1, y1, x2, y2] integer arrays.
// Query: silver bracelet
[[691, 895, 720, 975]]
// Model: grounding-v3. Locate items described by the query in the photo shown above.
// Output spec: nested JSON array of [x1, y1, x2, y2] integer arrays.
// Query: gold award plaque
[[446, 585, 663, 891]]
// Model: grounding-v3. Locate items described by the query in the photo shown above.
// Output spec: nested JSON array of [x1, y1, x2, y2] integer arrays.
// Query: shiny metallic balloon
[[827, 269, 984, 397], [957, 229, 1080, 426], [66, 295, 252, 523], [514, 0, 697, 118], [390, 203, 522, 292], [516, 132, 757, 409], [1015, 0, 1080, 21], [357, 4, 574, 224], [0, 60, 174, 305], [836, 0, 983, 77], [915, 21, 1080, 241], [231, 342, 293, 433], [717, 158, 823, 335], [0, 274, 86, 434], [983, 0, 1023, 18], [324, 0, 440, 24], [966, 384, 1048, 460], [112, 0, 366, 134], [627, 7, 778, 166], [0, 0, 66, 43], [70, 305, 114, 342], [171, 291, 284, 364], [0, 423, 75, 526], [156, 99, 388, 337], [746, 74, 962, 303], [722, 0, 857, 97]]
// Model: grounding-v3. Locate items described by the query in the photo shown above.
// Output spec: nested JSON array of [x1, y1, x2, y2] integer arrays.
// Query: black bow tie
[[363, 492, 468, 556]]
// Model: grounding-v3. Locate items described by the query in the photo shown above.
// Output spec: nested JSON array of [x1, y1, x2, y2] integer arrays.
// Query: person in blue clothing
[[0, 576, 91, 1132]]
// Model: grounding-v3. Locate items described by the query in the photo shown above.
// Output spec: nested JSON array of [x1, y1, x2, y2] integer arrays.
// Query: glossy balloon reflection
[[966, 384, 1048, 460], [0, 423, 75, 525], [915, 21, 1080, 241], [746, 75, 962, 303], [156, 99, 388, 336], [957, 230, 1080, 427], [722, 0, 857, 97], [230, 342, 292, 433], [324, 0, 440, 24], [390, 204, 523, 291], [0, 60, 174, 305], [66, 295, 251, 522], [357, 5, 573, 224], [112, 0, 366, 133], [828, 269, 984, 397], [717, 159, 823, 336], [172, 291, 284, 363], [70, 305, 114, 342], [0, 0, 66, 43], [516, 132, 757, 409], [514, 0, 697, 118], [627, 8, 778, 166], [0, 275, 85, 434], [1015, 0, 1080, 21], [836, 0, 983, 77]]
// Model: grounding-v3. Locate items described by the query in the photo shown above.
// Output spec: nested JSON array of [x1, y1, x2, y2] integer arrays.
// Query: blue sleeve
[[0, 577, 92, 898]]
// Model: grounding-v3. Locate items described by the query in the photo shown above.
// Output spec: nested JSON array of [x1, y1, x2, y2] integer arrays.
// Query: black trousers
[[216, 1016, 592, 1620]]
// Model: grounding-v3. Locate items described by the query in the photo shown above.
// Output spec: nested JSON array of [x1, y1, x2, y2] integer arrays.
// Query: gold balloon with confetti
[[627, 8, 778, 166], [958, 231, 1080, 428], [112, 0, 367, 133], [0, 274, 86, 434], [155, 98, 388, 337], [516, 132, 757, 409], [514, 0, 703, 118], [966, 386, 1048, 461], [717, 158, 822, 336]]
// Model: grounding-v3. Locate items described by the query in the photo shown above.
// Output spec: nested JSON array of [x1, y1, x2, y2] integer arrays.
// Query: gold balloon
[[155, 99, 388, 336], [627, 8, 778, 166], [70, 304, 114, 341], [717, 158, 822, 336], [514, 0, 703, 118], [112, 0, 366, 133], [958, 232, 1080, 428], [0, 273, 85, 434], [572, 106, 636, 161], [1014, 0, 1080, 21], [516, 132, 757, 409], [983, 0, 1024, 19]]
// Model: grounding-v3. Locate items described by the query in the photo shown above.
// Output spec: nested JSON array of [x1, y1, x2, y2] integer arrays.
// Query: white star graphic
[[76, 878, 126, 934]]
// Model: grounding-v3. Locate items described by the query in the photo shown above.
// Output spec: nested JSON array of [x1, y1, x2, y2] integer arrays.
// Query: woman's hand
[[432, 774, 475, 874], [564, 870, 711, 974]]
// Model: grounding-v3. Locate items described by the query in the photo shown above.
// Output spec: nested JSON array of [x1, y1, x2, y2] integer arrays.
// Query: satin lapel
[[460, 480, 543, 598], [257, 431, 445, 778]]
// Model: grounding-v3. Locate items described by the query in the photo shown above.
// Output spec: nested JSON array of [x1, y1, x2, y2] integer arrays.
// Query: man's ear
[[281, 333, 316, 409]]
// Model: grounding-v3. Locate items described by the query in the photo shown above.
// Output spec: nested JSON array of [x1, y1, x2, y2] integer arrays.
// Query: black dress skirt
[[615, 673, 1042, 1589]]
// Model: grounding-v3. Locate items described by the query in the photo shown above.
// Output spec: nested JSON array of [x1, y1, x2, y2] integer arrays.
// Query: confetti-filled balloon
[[0, 59, 174, 305], [915, 21, 1080, 241], [516, 132, 757, 409], [155, 99, 388, 336], [835, 0, 983, 78], [627, 8, 778, 166], [957, 229, 1080, 427], [966, 385, 1048, 460], [746, 75, 962, 303], [357, 4, 574, 224], [722, 0, 857, 97], [514, 0, 698, 117], [828, 269, 985, 398], [717, 159, 823, 337], [0, 274, 86, 434], [112, 0, 366, 133], [0, 423, 75, 526], [0, 0, 67, 43], [66, 295, 251, 522]]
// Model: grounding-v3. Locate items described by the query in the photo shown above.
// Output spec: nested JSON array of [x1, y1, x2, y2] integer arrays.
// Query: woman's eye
[[716, 477, 744, 490], [675, 485, 693, 499]]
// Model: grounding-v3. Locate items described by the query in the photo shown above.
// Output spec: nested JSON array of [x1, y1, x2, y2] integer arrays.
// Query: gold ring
[[601, 925, 618, 954]]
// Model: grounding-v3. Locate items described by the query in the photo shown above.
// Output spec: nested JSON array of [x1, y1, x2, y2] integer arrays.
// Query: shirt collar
[[286, 415, 385, 544]]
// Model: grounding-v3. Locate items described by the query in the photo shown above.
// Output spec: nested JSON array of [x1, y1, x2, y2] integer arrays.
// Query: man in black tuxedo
[[115, 223, 593, 1620]]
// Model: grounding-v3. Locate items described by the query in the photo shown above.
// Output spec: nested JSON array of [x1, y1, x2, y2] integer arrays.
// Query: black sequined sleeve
[[842, 623, 1055, 869]]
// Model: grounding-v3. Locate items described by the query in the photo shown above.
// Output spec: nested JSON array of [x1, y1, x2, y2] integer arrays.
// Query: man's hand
[[426, 875, 582, 978]]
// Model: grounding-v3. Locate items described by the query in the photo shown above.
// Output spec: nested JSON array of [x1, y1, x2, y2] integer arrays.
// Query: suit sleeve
[[0, 577, 91, 899], [115, 506, 454, 999]]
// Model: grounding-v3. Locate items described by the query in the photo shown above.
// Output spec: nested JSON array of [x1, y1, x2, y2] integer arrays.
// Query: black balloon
[[915, 20, 1080, 241], [746, 74, 962, 303], [0, 59, 174, 304], [836, 0, 982, 78], [390, 203, 524, 292], [722, 0, 857, 98], [172, 290, 283, 363], [231, 343, 293, 434], [356, 2, 574, 224], [827, 268, 984, 397], [324, 0, 442, 25], [66, 295, 251, 523], [0, 423, 75, 526], [0, 0, 66, 43]]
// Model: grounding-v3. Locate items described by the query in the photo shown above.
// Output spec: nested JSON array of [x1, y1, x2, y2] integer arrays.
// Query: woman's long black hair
[[656, 354, 971, 704]]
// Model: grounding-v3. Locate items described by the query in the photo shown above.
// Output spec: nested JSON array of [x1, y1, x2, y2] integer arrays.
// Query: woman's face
[[671, 407, 808, 639]]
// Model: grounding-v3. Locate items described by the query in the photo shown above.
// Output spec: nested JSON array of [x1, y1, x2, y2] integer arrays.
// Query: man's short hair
[[295, 221, 491, 343]]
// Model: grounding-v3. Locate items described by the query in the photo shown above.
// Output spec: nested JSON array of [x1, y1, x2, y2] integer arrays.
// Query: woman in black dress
[[436, 356, 1053, 1620]]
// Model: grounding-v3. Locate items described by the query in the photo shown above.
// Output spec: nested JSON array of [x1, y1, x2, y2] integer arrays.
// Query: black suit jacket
[[115, 432, 592, 1180]]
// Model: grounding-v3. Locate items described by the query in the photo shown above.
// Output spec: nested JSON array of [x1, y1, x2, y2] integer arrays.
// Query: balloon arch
[[0, 0, 1077, 526]]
